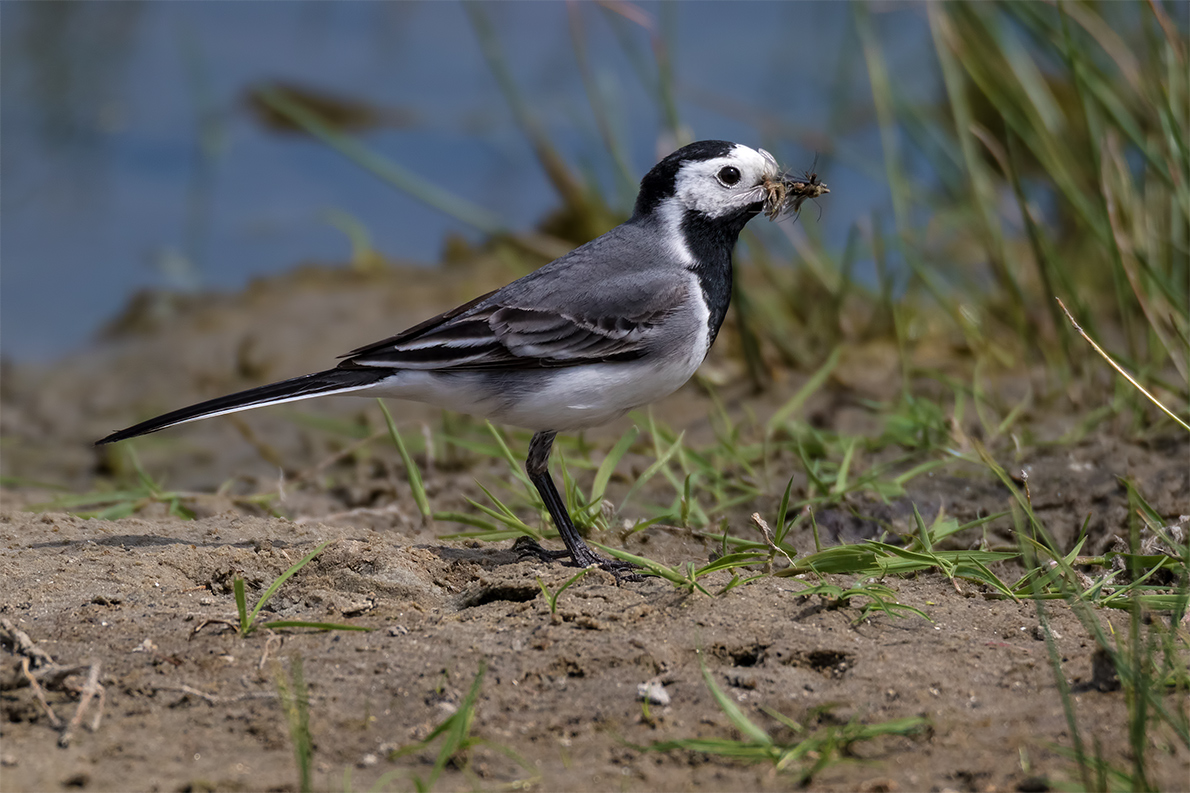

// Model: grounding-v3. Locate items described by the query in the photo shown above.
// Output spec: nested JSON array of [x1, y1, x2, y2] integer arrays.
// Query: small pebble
[[637, 681, 670, 706], [132, 638, 158, 653]]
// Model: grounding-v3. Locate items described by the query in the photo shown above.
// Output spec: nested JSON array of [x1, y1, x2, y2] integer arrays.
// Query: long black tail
[[96, 367, 392, 445]]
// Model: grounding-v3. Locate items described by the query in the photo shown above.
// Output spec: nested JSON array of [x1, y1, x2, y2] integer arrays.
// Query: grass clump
[[368, 662, 536, 793], [639, 653, 927, 785], [228, 541, 370, 637], [974, 438, 1188, 791], [33, 445, 277, 520]]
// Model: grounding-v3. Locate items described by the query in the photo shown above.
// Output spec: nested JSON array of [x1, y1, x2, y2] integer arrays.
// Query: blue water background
[[2, 2, 935, 361]]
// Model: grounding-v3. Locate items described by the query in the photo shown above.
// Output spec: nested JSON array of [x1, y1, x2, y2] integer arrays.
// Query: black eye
[[717, 166, 741, 186]]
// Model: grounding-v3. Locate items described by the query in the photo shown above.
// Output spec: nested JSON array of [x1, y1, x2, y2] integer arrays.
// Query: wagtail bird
[[97, 140, 826, 574]]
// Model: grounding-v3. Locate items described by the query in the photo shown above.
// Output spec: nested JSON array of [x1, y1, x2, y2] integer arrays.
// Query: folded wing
[[341, 294, 679, 371]]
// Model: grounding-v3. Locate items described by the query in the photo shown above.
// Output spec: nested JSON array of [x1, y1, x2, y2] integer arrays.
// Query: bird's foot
[[513, 537, 642, 584], [514, 536, 570, 562]]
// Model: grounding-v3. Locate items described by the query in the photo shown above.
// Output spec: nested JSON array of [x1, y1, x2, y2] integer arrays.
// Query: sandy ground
[[2, 264, 1187, 792]]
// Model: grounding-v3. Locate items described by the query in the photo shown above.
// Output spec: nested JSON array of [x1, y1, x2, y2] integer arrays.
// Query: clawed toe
[[513, 536, 570, 562], [512, 537, 642, 583], [595, 558, 644, 584]]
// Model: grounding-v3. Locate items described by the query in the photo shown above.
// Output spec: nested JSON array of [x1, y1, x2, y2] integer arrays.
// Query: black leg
[[524, 431, 638, 576]]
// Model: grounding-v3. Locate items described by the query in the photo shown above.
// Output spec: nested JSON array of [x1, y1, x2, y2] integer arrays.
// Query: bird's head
[[633, 140, 781, 225]]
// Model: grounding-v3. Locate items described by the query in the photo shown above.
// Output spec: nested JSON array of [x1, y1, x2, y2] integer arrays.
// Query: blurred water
[[1, 1, 935, 362]]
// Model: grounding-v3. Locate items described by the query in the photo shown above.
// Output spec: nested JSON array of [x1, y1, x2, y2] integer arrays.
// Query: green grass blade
[[126, 447, 163, 497], [485, 422, 535, 492], [234, 576, 250, 634], [94, 501, 144, 521], [589, 427, 639, 505], [831, 437, 858, 496], [427, 660, 486, 788], [593, 543, 706, 593], [33, 489, 152, 511], [774, 476, 796, 545], [699, 654, 772, 746], [248, 541, 332, 628], [378, 400, 431, 519], [618, 430, 685, 511], [913, 503, 933, 553], [767, 347, 841, 433], [274, 656, 313, 793], [551, 568, 590, 602], [538, 568, 590, 614], [694, 552, 770, 578]]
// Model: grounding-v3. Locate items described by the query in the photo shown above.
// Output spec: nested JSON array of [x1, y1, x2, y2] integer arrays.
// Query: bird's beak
[[758, 147, 781, 176]]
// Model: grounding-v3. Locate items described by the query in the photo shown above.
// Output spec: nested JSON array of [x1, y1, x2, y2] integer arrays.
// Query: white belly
[[362, 327, 710, 431], [361, 272, 713, 431]]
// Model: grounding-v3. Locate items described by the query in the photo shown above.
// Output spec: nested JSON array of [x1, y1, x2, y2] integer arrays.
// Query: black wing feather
[[339, 288, 682, 372]]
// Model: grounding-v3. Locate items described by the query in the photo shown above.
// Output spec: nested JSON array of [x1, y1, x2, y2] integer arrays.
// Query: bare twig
[[21, 657, 61, 728], [58, 662, 104, 748], [191, 618, 240, 638], [7, 652, 105, 747], [1, 618, 55, 668], [154, 684, 280, 705], [751, 513, 795, 569], [259, 631, 283, 671]]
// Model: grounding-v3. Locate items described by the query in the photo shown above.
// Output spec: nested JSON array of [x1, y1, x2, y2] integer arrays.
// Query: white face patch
[[671, 144, 780, 219]]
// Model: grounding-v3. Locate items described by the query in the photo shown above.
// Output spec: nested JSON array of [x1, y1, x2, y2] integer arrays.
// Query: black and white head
[[633, 140, 781, 229]]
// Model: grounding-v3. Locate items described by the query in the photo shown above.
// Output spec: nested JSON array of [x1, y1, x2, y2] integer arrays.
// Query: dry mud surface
[[2, 266, 1187, 792]]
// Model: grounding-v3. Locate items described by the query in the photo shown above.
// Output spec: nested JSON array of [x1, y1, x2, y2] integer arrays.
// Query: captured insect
[[762, 155, 829, 220]]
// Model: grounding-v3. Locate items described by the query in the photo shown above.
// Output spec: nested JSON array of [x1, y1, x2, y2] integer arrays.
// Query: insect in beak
[[762, 169, 830, 220]]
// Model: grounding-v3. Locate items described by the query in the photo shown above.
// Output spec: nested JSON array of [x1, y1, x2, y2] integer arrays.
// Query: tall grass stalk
[[275, 656, 314, 793]]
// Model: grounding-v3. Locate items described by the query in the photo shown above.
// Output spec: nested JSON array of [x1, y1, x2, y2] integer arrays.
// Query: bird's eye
[[717, 166, 742, 186]]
